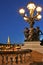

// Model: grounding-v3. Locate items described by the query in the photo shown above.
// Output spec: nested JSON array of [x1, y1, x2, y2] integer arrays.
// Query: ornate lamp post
[[19, 2, 42, 41]]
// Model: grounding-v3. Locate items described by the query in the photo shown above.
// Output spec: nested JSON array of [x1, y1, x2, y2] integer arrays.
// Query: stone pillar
[[15, 54, 18, 64], [1, 54, 4, 65], [10, 57, 13, 65], [20, 54, 22, 63], [22, 54, 26, 63], [6, 55, 8, 65], [24, 54, 26, 63]]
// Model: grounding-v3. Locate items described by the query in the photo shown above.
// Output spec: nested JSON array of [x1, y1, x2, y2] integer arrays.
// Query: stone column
[[6, 55, 8, 65], [22, 54, 26, 63], [20, 54, 22, 63], [15, 54, 18, 64], [1, 54, 4, 65], [10, 57, 13, 65], [24, 54, 26, 63]]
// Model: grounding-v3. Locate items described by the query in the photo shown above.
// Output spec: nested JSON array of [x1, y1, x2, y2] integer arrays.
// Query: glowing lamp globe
[[36, 6, 42, 12], [37, 15, 42, 20], [27, 2, 36, 10], [19, 8, 25, 15], [24, 17, 28, 21]]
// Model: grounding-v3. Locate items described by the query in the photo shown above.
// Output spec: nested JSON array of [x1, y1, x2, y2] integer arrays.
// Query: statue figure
[[24, 26, 43, 41], [36, 27, 42, 41], [24, 27, 29, 41]]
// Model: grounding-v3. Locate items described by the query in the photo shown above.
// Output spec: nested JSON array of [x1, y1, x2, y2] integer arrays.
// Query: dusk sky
[[0, 0, 43, 44]]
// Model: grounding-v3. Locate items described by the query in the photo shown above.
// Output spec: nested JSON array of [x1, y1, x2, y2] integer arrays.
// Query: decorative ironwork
[[19, 2, 43, 41]]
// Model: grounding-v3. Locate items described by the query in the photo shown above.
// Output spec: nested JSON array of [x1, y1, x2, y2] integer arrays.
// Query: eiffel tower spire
[[7, 36, 10, 44]]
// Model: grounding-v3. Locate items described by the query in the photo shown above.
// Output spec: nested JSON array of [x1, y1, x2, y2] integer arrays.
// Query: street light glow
[[19, 8, 25, 15], [37, 15, 42, 20], [19, 2, 42, 24], [36, 6, 42, 12], [25, 14, 27, 16], [27, 2, 36, 10], [24, 17, 28, 21]]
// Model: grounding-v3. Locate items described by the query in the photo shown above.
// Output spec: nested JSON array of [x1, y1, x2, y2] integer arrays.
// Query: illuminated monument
[[19, 2, 43, 53]]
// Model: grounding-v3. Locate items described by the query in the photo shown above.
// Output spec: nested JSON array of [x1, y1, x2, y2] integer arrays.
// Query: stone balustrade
[[0, 49, 32, 65]]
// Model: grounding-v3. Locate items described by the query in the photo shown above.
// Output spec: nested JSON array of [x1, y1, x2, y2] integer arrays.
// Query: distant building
[[0, 36, 21, 51]]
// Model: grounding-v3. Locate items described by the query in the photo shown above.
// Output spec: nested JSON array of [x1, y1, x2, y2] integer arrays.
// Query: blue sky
[[0, 0, 43, 44]]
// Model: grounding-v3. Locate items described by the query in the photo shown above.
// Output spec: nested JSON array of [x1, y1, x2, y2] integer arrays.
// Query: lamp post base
[[21, 41, 43, 53]]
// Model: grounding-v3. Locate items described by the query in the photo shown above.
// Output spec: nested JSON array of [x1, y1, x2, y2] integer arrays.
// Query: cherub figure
[[24, 27, 29, 41], [36, 27, 42, 41]]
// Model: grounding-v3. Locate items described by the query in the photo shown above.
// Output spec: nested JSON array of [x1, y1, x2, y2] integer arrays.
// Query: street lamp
[[19, 2, 42, 41]]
